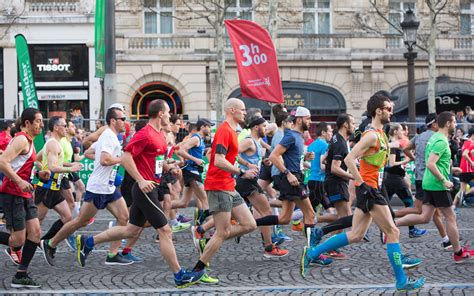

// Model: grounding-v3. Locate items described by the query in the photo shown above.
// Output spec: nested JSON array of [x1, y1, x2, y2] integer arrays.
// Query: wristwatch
[[283, 169, 290, 175], [239, 168, 245, 177]]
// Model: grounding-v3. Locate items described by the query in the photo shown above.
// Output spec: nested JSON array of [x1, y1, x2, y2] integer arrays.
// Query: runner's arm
[[100, 151, 121, 166], [47, 142, 80, 173], [344, 132, 377, 185], [330, 159, 353, 180], [121, 151, 145, 182], [0, 135, 28, 184], [268, 144, 287, 173], [82, 126, 107, 149], [176, 136, 201, 165]]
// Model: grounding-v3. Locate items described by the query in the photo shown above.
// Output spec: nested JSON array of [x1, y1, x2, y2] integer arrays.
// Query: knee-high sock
[[0, 232, 10, 246], [307, 232, 349, 260], [386, 243, 407, 287], [41, 219, 64, 240], [321, 215, 353, 235], [18, 239, 38, 271], [256, 215, 279, 226]]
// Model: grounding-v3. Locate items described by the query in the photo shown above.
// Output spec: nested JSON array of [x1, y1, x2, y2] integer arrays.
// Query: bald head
[[266, 122, 277, 133], [224, 98, 244, 111]]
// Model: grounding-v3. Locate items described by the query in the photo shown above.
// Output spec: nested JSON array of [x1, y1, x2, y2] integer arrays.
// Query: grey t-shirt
[[411, 129, 435, 180]]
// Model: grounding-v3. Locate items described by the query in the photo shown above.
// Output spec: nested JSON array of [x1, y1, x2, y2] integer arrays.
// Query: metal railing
[[26, 0, 79, 13], [127, 35, 191, 50]]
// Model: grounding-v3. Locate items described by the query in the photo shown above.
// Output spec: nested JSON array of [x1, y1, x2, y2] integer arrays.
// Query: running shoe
[[11, 274, 41, 288], [177, 214, 192, 223], [291, 221, 303, 232], [40, 239, 56, 266], [264, 244, 289, 258], [454, 248, 472, 263], [200, 272, 219, 285], [311, 254, 333, 266], [105, 253, 134, 265], [396, 276, 425, 292], [275, 226, 292, 241], [409, 227, 427, 238], [4, 248, 22, 266], [309, 227, 324, 247], [77, 235, 93, 267], [191, 226, 204, 253], [326, 249, 348, 260], [121, 252, 143, 262], [87, 217, 95, 226], [363, 232, 370, 242], [172, 222, 191, 233], [235, 235, 241, 244], [401, 254, 422, 269], [271, 233, 285, 246], [442, 241, 453, 251], [300, 246, 310, 278], [175, 269, 205, 288], [66, 234, 77, 251]]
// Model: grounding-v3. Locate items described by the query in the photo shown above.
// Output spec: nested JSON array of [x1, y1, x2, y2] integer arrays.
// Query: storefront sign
[[19, 90, 88, 102], [36, 58, 71, 72], [435, 95, 460, 105]]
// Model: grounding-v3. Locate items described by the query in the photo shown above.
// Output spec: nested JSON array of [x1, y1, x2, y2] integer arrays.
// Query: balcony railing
[[26, 0, 79, 13], [127, 35, 191, 50], [120, 34, 473, 54]]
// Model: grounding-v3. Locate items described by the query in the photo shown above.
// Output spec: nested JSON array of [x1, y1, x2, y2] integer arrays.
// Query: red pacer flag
[[224, 19, 283, 104]]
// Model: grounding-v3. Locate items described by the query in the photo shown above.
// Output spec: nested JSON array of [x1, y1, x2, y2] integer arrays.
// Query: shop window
[[131, 82, 182, 119], [461, 0, 474, 35], [144, 0, 173, 34]]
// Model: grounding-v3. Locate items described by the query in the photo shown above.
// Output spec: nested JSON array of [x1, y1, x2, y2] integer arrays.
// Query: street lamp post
[[400, 9, 420, 135]]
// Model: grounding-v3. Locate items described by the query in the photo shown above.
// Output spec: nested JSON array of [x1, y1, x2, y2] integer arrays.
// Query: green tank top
[[37, 138, 64, 191], [60, 137, 73, 163]]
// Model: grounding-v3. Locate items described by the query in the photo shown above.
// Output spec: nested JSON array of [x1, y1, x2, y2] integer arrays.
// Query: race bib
[[155, 155, 164, 179], [377, 167, 384, 189], [109, 165, 119, 186]]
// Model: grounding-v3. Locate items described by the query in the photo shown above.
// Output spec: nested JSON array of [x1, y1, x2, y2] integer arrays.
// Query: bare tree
[[359, 0, 456, 114]]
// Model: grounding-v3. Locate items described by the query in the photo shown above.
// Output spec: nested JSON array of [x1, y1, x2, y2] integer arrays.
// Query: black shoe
[[105, 254, 134, 266], [11, 274, 41, 288], [442, 241, 453, 251], [41, 239, 56, 266], [77, 235, 93, 267]]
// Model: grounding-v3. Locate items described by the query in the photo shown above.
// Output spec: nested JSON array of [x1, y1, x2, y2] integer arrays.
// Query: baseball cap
[[425, 113, 437, 127], [196, 118, 214, 130], [246, 115, 266, 129], [109, 103, 125, 112], [294, 106, 311, 117]]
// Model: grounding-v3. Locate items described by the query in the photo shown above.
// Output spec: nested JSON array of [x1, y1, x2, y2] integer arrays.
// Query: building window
[[225, 0, 253, 20], [460, 0, 474, 35], [303, 0, 331, 34], [144, 0, 173, 34], [388, 1, 416, 34]]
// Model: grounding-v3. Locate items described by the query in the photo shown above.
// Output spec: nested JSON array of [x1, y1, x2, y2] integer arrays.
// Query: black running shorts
[[235, 177, 264, 201], [182, 169, 203, 187], [355, 185, 388, 213], [34, 186, 66, 209], [1, 193, 38, 231], [129, 182, 168, 229], [307, 180, 331, 210], [423, 190, 453, 208], [278, 172, 308, 201], [325, 179, 349, 204], [258, 164, 272, 181]]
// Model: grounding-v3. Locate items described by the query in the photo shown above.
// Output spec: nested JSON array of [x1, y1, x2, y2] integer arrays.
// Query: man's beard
[[302, 122, 309, 131], [381, 115, 390, 125]]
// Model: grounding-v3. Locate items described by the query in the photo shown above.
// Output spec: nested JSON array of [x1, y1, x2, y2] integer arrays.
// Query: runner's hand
[[443, 179, 454, 190], [18, 179, 34, 192], [263, 158, 271, 166], [247, 163, 259, 171], [194, 159, 204, 166], [38, 170, 51, 180], [70, 162, 83, 173], [138, 180, 155, 193], [242, 168, 258, 179], [286, 172, 299, 186]]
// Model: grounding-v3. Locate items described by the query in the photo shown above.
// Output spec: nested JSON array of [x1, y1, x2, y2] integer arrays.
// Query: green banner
[[15, 34, 45, 151], [94, 0, 106, 78], [79, 157, 95, 186]]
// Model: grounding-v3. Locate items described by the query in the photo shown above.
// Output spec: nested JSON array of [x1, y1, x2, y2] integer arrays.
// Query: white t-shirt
[[86, 128, 122, 194]]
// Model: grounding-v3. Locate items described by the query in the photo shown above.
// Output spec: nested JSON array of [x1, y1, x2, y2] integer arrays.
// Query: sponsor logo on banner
[[37, 58, 71, 72]]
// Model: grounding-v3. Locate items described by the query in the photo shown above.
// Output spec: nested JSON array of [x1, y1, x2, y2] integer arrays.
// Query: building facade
[[0, 0, 101, 127], [1, 0, 473, 124]]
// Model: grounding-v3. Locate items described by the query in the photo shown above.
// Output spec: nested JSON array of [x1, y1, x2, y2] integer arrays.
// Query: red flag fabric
[[224, 20, 283, 104]]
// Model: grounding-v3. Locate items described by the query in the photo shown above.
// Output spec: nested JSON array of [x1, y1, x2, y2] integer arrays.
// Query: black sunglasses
[[114, 117, 127, 122]]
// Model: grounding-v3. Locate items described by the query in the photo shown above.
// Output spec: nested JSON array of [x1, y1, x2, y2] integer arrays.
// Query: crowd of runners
[[0, 91, 473, 291]]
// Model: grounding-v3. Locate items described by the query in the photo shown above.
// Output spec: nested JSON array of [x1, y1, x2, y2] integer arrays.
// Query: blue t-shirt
[[278, 128, 304, 174], [271, 129, 285, 177], [308, 138, 328, 181]]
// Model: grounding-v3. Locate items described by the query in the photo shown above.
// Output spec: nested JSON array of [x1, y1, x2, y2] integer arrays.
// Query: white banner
[[19, 90, 88, 101]]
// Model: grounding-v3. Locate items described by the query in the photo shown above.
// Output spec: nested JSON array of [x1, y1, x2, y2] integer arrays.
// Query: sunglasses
[[114, 117, 127, 122], [380, 106, 393, 112]]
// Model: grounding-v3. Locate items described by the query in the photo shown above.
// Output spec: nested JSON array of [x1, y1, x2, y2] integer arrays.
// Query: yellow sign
[[284, 92, 305, 106]]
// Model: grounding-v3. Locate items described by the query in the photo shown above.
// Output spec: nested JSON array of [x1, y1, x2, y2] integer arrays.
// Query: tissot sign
[[29, 44, 88, 82], [36, 58, 71, 72]]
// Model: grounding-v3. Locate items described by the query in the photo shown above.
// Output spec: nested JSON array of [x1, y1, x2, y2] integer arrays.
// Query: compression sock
[[256, 215, 279, 226], [387, 243, 407, 287], [321, 215, 353, 235], [41, 219, 64, 240], [18, 239, 38, 271], [307, 232, 349, 260]]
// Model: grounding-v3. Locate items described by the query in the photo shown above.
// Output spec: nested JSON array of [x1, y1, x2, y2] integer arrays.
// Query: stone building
[[1, 0, 473, 124]]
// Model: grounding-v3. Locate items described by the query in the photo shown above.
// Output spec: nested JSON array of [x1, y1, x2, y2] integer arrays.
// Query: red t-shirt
[[124, 124, 167, 183], [0, 132, 36, 198], [460, 139, 474, 173], [205, 121, 238, 191], [0, 131, 12, 151]]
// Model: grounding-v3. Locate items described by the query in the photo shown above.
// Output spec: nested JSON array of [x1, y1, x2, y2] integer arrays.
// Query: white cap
[[109, 103, 125, 111], [294, 106, 310, 117]]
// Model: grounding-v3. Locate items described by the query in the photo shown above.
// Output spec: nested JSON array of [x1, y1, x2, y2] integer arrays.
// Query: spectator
[[455, 109, 465, 128], [95, 120, 103, 131], [70, 105, 84, 128], [72, 128, 85, 154], [0, 120, 14, 152]]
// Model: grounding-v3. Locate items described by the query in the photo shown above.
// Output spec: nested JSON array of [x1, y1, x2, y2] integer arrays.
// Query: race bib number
[[109, 165, 119, 186], [155, 155, 164, 179], [377, 167, 384, 189]]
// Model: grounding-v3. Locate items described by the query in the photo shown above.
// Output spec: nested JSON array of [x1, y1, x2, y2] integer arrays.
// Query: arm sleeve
[[124, 130, 148, 157], [430, 139, 448, 156]]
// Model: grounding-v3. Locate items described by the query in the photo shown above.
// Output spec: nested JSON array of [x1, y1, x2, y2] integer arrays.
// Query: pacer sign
[[224, 20, 283, 104]]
